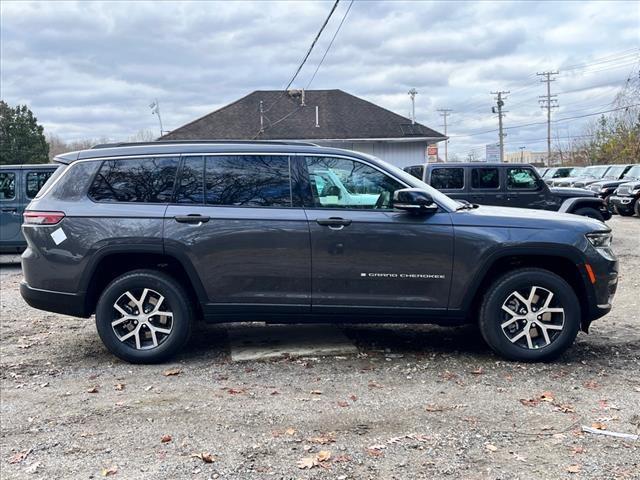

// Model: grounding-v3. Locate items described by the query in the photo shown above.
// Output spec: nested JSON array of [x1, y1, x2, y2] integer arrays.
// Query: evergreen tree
[[0, 101, 50, 165]]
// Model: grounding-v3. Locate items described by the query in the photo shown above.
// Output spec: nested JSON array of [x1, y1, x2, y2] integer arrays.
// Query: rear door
[[0, 168, 22, 247], [300, 155, 453, 314], [469, 166, 503, 205], [428, 166, 466, 201], [164, 154, 311, 314]]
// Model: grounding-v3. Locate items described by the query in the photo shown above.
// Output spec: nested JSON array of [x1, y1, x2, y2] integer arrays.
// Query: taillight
[[23, 211, 65, 225]]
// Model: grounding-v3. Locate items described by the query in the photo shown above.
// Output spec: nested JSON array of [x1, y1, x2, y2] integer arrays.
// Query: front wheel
[[479, 268, 580, 362], [614, 204, 634, 216], [634, 199, 640, 217], [95, 270, 193, 363], [573, 207, 604, 222]]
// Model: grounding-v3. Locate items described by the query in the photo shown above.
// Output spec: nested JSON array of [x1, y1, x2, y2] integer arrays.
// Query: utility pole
[[519, 146, 526, 162], [408, 88, 418, 124], [437, 109, 452, 162], [537, 71, 559, 166], [491, 91, 509, 162]]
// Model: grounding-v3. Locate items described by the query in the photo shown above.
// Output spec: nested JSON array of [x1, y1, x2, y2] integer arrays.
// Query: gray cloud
[[1, 0, 638, 156]]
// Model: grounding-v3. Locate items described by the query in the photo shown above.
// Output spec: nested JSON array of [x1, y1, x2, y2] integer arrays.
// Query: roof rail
[[90, 139, 320, 149]]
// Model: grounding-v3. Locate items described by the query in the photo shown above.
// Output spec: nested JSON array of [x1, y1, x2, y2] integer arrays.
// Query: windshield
[[542, 168, 556, 178], [567, 167, 584, 177], [623, 165, 640, 180], [359, 154, 461, 211], [583, 165, 610, 178], [604, 165, 625, 178]]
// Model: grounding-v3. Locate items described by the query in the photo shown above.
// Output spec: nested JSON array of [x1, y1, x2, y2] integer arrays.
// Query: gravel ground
[[1, 217, 639, 480]]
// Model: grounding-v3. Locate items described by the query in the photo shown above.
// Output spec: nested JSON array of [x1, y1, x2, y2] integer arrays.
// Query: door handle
[[174, 214, 210, 224], [316, 217, 352, 229]]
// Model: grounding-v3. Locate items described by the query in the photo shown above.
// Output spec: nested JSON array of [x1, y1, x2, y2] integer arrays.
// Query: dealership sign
[[485, 144, 500, 162], [427, 144, 438, 162]]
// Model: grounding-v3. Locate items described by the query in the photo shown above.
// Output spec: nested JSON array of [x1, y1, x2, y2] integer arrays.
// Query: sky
[[1, 0, 638, 158]]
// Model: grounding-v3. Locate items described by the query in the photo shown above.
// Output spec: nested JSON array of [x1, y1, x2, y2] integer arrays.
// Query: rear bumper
[[20, 281, 89, 318]]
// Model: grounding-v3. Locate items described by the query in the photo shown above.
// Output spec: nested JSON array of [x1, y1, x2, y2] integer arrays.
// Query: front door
[[504, 166, 547, 209], [0, 169, 22, 247], [164, 155, 311, 314], [300, 156, 454, 314]]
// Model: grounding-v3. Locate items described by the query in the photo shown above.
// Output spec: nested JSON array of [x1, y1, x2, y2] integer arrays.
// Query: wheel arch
[[559, 197, 604, 214], [464, 249, 594, 331], [83, 246, 206, 318]]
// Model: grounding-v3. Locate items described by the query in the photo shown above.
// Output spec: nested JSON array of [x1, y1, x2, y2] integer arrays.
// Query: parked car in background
[[20, 141, 617, 363], [587, 164, 640, 210], [0, 164, 59, 253], [423, 163, 611, 221], [573, 164, 634, 188], [537, 167, 549, 178], [552, 165, 611, 187], [542, 166, 583, 185], [608, 176, 640, 217]]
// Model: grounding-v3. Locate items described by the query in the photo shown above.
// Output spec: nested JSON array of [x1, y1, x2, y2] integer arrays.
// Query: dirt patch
[[1, 217, 639, 479]]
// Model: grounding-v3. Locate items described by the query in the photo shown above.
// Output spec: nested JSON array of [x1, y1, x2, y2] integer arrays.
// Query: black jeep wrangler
[[405, 163, 611, 221]]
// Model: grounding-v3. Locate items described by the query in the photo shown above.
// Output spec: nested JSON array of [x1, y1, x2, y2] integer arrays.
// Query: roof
[[0, 163, 57, 169], [53, 141, 378, 164], [425, 162, 538, 168], [160, 89, 445, 141]]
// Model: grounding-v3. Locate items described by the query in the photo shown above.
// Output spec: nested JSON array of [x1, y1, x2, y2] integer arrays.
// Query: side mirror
[[393, 188, 438, 214]]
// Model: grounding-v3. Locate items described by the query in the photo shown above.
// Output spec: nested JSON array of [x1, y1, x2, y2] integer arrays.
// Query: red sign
[[427, 145, 438, 156]]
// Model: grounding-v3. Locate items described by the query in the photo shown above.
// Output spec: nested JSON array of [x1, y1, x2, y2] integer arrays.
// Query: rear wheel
[[95, 270, 193, 363], [479, 268, 580, 362], [573, 207, 604, 221]]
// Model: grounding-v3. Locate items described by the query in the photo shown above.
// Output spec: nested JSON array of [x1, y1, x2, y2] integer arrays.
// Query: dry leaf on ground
[[163, 368, 182, 376], [191, 452, 215, 463], [519, 398, 539, 407], [297, 456, 318, 469], [485, 443, 498, 452], [101, 466, 118, 477], [160, 435, 172, 443], [285, 428, 296, 436], [114, 383, 125, 391], [591, 422, 607, 430], [8, 449, 31, 464], [317, 450, 331, 462], [567, 464, 582, 473], [540, 391, 555, 402], [87, 386, 99, 394], [310, 390, 323, 395]]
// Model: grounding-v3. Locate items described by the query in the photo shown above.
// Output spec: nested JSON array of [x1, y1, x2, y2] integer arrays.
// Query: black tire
[[479, 268, 580, 362], [95, 269, 193, 363], [573, 207, 604, 222], [615, 204, 634, 216], [634, 200, 640, 217]]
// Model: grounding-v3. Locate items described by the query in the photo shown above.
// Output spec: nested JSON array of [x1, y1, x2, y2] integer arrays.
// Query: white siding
[[313, 140, 428, 169]]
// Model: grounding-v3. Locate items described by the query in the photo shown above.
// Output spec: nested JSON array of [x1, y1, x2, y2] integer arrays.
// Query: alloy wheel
[[500, 286, 564, 349], [111, 288, 174, 350]]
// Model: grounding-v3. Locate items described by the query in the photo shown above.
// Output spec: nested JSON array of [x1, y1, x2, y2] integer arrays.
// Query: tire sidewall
[[96, 271, 192, 363], [480, 270, 580, 362]]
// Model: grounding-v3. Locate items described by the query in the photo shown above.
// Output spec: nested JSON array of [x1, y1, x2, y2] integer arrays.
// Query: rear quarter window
[[0, 172, 16, 200], [89, 157, 179, 203], [430, 168, 464, 190], [48, 162, 99, 201]]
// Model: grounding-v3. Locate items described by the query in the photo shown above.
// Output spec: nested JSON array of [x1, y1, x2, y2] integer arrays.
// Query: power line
[[261, 0, 340, 117], [305, 0, 354, 89]]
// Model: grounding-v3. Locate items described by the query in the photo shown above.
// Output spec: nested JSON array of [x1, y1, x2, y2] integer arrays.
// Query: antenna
[[149, 99, 164, 137]]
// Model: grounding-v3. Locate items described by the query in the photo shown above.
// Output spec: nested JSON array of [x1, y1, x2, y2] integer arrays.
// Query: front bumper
[[608, 195, 636, 209], [20, 281, 89, 318]]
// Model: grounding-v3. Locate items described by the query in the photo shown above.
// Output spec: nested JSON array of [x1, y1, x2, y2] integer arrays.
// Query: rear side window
[[471, 168, 500, 189], [0, 172, 16, 200], [430, 168, 464, 190], [26, 170, 55, 199], [89, 157, 179, 203], [176, 156, 204, 204], [507, 168, 538, 189], [204, 155, 291, 207]]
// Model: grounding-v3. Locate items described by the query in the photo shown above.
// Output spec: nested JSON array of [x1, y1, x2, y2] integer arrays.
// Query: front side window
[[471, 168, 500, 189], [89, 157, 179, 203], [26, 170, 55, 199], [305, 157, 403, 209], [0, 172, 16, 200], [507, 167, 538, 190], [430, 168, 464, 190], [205, 155, 291, 207]]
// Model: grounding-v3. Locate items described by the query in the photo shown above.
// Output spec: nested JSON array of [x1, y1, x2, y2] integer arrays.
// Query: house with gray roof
[[161, 89, 446, 168]]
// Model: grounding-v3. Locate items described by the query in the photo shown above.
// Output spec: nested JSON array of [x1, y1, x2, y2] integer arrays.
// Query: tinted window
[[176, 157, 204, 204], [471, 168, 499, 189], [49, 162, 99, 201], [430, 168, 464, 190], [26, 170, 55, 199], [305, 157, 403, 209], [404, 165, 424, 180], [89, 157, 178, 203], [205, 155, 291, 207], [507, 168, 538, 189], [0, 172, 16, 200]]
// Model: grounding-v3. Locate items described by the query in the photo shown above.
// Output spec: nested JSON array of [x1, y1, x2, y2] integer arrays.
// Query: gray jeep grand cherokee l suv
[[20, 141, 618, 363]]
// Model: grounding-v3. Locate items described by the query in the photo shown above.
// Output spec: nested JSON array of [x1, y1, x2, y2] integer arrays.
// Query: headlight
[[586, 232, 615, 261]]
